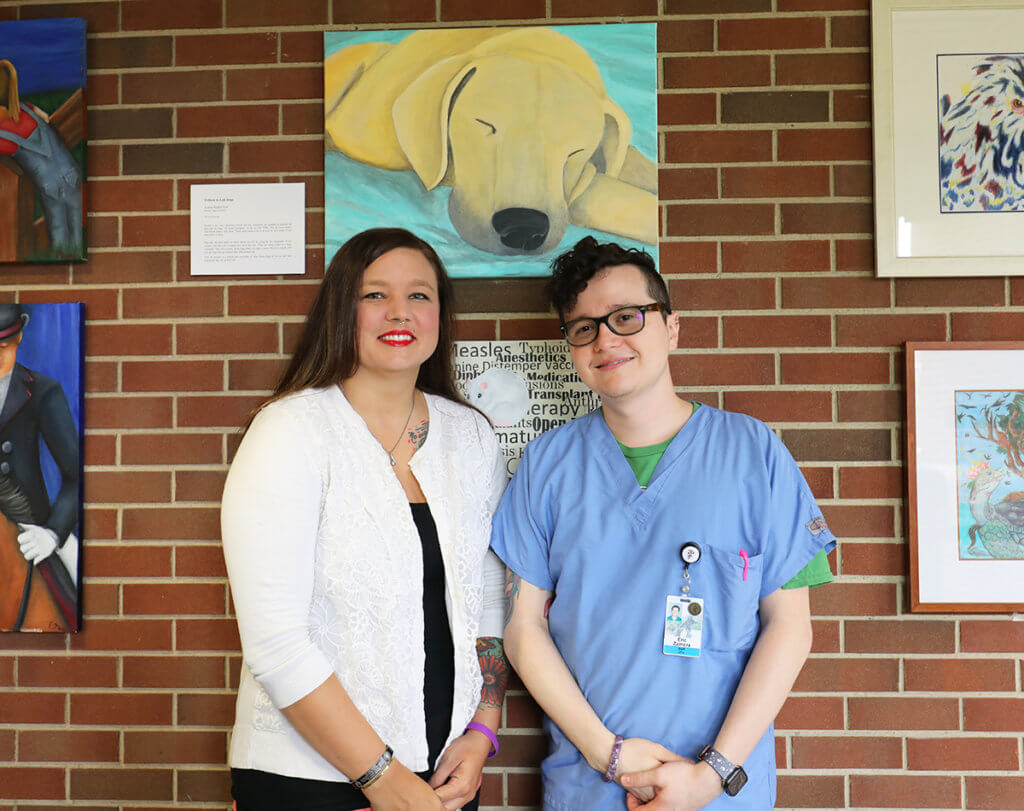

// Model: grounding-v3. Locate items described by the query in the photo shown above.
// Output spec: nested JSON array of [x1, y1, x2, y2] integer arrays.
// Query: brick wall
[[0, 0, 1022, 808]]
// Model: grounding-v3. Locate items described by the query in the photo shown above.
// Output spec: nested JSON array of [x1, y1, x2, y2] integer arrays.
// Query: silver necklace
[[382, 393, 417, 466]]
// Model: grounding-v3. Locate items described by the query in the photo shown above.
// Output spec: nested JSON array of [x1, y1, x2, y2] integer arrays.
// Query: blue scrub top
[[490, 405, 836, 811]]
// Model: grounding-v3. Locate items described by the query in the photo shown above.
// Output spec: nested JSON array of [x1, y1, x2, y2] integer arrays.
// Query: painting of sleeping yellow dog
[[324, 24, 657, 278]]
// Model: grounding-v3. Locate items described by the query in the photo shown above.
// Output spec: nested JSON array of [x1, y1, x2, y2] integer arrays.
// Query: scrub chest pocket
[[690, 544, 763, 653]]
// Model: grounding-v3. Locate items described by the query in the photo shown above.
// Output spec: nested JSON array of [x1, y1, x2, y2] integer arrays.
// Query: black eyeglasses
[[560, 303, 668, 347]]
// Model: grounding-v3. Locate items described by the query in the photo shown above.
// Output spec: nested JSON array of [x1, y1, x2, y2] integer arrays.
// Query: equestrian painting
[[956, 389, 1024, 560], [938, 53, 1024, 212], [0, 17, 87, 263], [324, 24, 657, 278], [0, 303, 82, 632]]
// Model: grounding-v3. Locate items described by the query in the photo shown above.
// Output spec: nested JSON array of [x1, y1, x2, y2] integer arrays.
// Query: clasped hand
[[613, 738, 684, 803], [621, 757, 723, 811]]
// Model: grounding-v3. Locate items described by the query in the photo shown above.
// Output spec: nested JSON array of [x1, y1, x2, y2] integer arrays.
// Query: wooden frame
[[906, 342, 1024, 612], [871, 0, 1024, 277]]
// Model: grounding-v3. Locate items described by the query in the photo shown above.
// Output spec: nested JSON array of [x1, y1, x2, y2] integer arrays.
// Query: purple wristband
[[602, 734, 624, 783], [465, 721, 499, 758]]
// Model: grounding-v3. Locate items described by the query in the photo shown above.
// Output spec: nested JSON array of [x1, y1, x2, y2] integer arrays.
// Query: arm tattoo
[[408, 418, 429, 450], [504, 569, 522, 629], [476, 636, 509, 711]]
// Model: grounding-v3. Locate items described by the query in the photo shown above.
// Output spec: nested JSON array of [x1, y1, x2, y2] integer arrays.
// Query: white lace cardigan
[[221, 386, 508, 781]]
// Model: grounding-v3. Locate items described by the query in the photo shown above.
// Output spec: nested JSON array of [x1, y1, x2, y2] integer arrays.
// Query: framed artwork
[[871, 1, 1024, 276], [0, 302, 83, 632], [905, 342, 1024, 612], [0, 18, 87, 263], [324, 24, 658, 278]]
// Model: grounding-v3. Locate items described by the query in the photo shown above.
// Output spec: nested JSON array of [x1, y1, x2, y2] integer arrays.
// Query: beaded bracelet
[[602, 734, 624, 783], [351, 745, 394, 790]]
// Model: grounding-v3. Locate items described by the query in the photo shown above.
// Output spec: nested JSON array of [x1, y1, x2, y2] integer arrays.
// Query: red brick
[[71, 692, 173, 726], [800, 466, 834, 499], [20, 730, 119, 763], [88, 323, 172, 357], [719, 17, 825, 49], [177, 105, 279, 138], [0, 692, 65, 724], [74, 252, 175, 285], [851, 775, 960, 808], [722, 240, 830, 273], [671, 354, 774, 386], [176, 470, 228, 502], [551, 0, 656, 14], [835, 164, 873, 197], [83, 508, 118, 541], [227, 0, 328, 25], [671, 279, 775, 311], [838, 313, 946, 346], [835, 88, 871, 122], [454, 319, 497, 341], [85, 434, 117, 466], [811, 619, 839, 652], [659, 168, 718, 200], [664, 55, 770, 88], [961, 620, 1024, 653], [659, 241, 718, 274], [723, 315, 830, 347], [781, 352, 889, 385], [909, 737, 1019, 771], [177, 323, 277, 355], [838, 389, 902, 422], [86, 143, 120, 178], [820, 503, 895, 538], [0, 633, 65, 652], [123, 583, 225, 617], [123, 0, 223, 28], [966, 776, 1024, 810], [86, 73, 120, 108], [776, 775, 845, 809], [499, 319, 562, 340], [71, 619, 173, 652], [177, 33, 277, 66], [89, 179, 174, 213], [86, 471, 170, 504], [0, 767, 64, 800], [21, 1, 118, 29], [85, 582, 121, 616], [70, 767, 174, 801], [227, 67, 322, 102], [21, 288, 118, 320], [793, 657, 899, 692], [841, 541, 905, 577], [124, 656, 226, 689], [88, 215, 120, 248], [780, 0, 866, 8], [1013, 278, 1024, 305], [810, 580, 897, 615], [839, 466, 903, 499], [777, 53, 871, 85], [775, 696, 843, 730], [177, 693, 237, 727], [125, 730, 227, 764], [123, 215, 190, 248], [658, 19, 715, 51], [722, 166, 829, 198], [229, 358, 287, 391], [87, 397, 174, 429], [86, 544, 173, 578], [964, 698, 1024, 732], [896, 277, 1005, 307], [846, 620, 954, 653], [778, 128, 872, 161], [781, 276, 891, 309], [175, 545, 229, 578], [330, 0, 433, 24], [723, 390, 832, 423], [832, 14, 870, 47], [122, 286, 223, 319], [123, 508, 220, 541], [441, 0, 545, 20], [282, 101, 324, 136], [782, 202, 873, 234], [667, 0, 771, 9], [669, 202, 775, 236], [176, 619, 241, 651], [850, 697, 959, 730], [792, 734, 902, 769], [123, 71, 222, 104], [18, 655, 118, 688], [121, 433, 222, 466], [665, 131, 773, 164], [659, 92, 718, 126], [229, 284, 317, 316], [178, 395, 264, 428], [229, 140, 322, 173], [952, 312, 1024, 341]]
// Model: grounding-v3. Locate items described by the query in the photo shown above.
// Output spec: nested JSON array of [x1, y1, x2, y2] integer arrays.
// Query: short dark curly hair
[[547, 237, 670, 321]]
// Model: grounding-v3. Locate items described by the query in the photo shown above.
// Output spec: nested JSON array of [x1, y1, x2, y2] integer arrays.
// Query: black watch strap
[[698, 745, 748, 797]]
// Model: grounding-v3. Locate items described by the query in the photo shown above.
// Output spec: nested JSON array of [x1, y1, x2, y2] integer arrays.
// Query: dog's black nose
[[492, 209, 549, 252]]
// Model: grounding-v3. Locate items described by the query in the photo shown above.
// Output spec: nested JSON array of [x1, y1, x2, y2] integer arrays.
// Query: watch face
[[724, 767, 748, 797]]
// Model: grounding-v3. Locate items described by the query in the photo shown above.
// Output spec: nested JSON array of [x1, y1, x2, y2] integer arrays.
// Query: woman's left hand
[[428, 730, 491, 810]]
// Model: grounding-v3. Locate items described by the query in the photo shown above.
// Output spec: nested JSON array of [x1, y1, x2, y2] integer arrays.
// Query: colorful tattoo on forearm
[[408, 418, 429, 450], [504, 569, 522, 629], [476, 636, 508, 710]]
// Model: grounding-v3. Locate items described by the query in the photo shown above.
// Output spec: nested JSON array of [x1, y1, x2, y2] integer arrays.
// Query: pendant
[[388, 453, 397, 467]]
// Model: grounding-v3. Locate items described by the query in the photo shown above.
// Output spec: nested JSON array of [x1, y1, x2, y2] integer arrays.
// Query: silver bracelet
[[351, 745, 394, 790]]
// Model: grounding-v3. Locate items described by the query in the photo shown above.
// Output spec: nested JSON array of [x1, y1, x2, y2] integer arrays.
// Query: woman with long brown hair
[[222, 228, 509, 811]]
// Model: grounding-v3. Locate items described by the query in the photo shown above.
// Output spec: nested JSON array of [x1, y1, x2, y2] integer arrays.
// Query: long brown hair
[[267, 227, 465, 408]]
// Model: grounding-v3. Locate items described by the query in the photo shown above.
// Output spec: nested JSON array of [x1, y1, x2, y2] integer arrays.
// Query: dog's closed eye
[[475, 118, 496, 135]]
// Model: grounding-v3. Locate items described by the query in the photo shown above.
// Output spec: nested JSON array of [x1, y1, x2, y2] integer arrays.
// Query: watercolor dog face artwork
[[939, 54, 1024, 212], [324, 24, 657, 278], [955, 390, 1024, 560]]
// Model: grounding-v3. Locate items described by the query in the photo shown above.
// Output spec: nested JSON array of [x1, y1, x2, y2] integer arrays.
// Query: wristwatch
[[698, 745, 748, 797]]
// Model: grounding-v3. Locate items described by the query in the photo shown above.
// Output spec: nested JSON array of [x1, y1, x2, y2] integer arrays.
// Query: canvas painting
[[324, 24, 658, 278], [938, 53, 1024, 213], [0, 17, 87, 263], [955, 389, 1024, 560], [0, 303, 82, 632]]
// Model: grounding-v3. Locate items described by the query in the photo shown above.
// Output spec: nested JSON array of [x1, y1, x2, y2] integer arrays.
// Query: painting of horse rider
[[0, 17, 87, 263], [0, 303, 82, 632]]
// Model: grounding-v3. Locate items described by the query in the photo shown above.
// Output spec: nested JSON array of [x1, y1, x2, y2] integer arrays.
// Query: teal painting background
[[324, 24, 658, 278]]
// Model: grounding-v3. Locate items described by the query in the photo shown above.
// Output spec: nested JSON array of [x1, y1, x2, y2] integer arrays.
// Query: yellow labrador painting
[[323, 24, 657, 276]]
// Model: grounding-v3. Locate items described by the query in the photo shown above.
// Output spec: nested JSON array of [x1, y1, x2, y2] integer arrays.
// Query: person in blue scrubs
[[492, 237, 835, 810]]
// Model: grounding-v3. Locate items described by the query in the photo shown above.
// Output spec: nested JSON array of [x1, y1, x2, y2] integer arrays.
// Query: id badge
[[663, 595, 703, 657]]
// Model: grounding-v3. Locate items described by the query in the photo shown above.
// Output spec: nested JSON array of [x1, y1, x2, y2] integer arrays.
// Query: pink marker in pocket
[[739, 549, 749, 582]]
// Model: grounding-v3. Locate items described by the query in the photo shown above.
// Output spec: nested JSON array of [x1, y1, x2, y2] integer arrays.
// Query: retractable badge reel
[[663, 542, 704, 658]]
